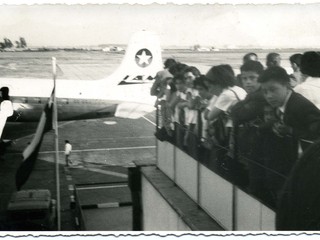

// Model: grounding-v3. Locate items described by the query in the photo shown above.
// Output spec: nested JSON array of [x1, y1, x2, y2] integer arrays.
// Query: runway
[[0, 107, 157, 230]]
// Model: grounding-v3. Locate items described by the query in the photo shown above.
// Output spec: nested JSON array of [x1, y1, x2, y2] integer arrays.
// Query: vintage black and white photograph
[[0, 1, 320, 233]]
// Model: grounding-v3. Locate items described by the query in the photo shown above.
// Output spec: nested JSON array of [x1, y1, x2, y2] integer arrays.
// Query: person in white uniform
[[294, 51, 320, 110], [0, 87, 13, 139], [65, 140, 73, 166]]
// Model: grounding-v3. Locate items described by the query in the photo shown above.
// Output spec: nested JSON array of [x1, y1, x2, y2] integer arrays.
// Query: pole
[[52, 57, 61, 231]]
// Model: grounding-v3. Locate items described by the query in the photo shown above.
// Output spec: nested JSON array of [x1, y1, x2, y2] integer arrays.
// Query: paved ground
[[0, 111, 157, 231]]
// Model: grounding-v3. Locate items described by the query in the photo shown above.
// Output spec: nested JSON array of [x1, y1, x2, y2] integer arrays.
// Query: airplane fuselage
[[2, 77, 156, 122]]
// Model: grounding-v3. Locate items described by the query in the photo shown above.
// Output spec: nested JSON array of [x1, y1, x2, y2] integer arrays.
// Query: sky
[[0, 2, 320, 48]]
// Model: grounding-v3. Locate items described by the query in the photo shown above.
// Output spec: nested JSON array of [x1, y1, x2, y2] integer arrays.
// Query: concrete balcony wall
[[141, 175, 191, 231], [235, 189, 276, 230], [157, 140, 175, 180], [199, 165, 233, 230], [175, 148, 198, 202], [156, 140, 276, 231]]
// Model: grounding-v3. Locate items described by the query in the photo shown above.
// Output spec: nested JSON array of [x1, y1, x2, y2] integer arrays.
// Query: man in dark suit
[[259, 66, 320, 142]]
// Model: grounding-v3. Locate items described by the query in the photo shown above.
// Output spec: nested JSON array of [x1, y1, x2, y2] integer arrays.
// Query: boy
[[250, 104, 298, 206], [169, 74, 188, 124], [230, 61, 265, 185], [266, 52, 281, 68], [235, 53, 258, 87], [231, 60, 266, 124], [193, 75, 212, 138], [294, 51, 320, 109], [168, 74, 188, 147], [259, 66, 320, 144], [289, 53, 304, 87], [243, 52, 258, 63]]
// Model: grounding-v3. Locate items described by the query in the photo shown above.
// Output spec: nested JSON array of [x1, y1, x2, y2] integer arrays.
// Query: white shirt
[[0, 100, 13, 117], [0, 100, 13, 138], [65, 143, 72, 155], [215, 86, 247, 113], [278, 90, 292, 122], [206, 95, 218, 111], [294, 77, 320, 110], [208, 86, 246, 128]]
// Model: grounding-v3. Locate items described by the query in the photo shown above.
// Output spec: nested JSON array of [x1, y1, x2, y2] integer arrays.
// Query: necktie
[[277, 109, 284, 123]]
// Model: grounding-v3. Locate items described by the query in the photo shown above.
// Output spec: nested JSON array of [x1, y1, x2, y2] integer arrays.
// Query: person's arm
[[150, 78, 161, 96], [168, 92, 180, 111], [157, 83, 167, 98], [207, 91, 232, 121], [186, 92, 196, 109], [286, 93, 320, 140], [176, 99, 188, 110], [207, 107, 223, 121], [231, 94, 265, 124]]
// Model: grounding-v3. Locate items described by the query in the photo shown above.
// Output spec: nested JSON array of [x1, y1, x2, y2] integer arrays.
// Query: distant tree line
[[0, 37, 27, 49]]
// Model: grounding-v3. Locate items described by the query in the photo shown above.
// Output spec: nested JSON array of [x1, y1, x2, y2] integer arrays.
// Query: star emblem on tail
[[135, 48, 153, 68]]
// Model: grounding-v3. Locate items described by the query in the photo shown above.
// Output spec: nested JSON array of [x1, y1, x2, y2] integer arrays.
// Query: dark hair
[[193, 75, 208, 90], [65, 140, 69, 143], [300, 51, 320, 77], [243, 52, 258, 63], [205, 64, 235, 88], [289, 53, 303, 67], [164, 58, 177, 69], [0, 87, 10, 100], [266, 52, 281, 67], [173, 73, 186, 84], [258, 66, 290, 85], [184, 66, 201, 78], [240, 60, 264, 75], [169, 63, 189, 77], [277, 140, 320, 230]]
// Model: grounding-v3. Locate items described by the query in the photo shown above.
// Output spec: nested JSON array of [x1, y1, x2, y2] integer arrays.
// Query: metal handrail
[[154, 103, 315, 210]]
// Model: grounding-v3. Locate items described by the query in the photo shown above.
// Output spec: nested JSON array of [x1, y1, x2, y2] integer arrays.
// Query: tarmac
[[0, 112, 157, 231]]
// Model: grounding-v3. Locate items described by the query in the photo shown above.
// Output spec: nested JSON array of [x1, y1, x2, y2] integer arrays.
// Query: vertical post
[[128, 167, 142, 230], [52, 57, 61, 231], [196, 110, 202, 206], [232, 185, 237, 230], [155, 105, 159, 167]]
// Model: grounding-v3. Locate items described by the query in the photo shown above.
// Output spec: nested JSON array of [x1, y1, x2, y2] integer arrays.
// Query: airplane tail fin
[[105, 30, 163, 85]]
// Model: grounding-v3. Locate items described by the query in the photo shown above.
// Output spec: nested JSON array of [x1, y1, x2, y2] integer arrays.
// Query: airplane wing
[[114, 102, 155, 119]]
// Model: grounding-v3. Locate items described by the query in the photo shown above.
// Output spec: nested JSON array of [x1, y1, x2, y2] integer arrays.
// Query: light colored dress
[[0, 100, 14, 138]]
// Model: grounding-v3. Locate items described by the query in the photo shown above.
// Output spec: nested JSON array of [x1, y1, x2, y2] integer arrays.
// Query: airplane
[[0, 30, 163, 123]]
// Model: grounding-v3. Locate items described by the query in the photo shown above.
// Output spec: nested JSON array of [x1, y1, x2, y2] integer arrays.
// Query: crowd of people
[[151, 51, 320, 209]]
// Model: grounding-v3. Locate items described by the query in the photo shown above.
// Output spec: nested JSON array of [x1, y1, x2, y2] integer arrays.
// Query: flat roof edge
[[140, 166, 225, 231]]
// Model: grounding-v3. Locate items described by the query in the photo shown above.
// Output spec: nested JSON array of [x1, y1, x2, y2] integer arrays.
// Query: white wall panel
[[157, 140, 175, 180], [261, 204, 276, 230], [175, 148, 198, 202], [199, 165, 233, 230], [235, 188, 261, 230], [142, 176, 188, 231]]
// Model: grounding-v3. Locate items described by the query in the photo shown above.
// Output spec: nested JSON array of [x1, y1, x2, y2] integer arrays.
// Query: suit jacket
[[231, 88, 266, 124], [284, 91, 320, 140]]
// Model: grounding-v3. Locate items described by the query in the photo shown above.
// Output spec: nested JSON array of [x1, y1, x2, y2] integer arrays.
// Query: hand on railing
[[272, 122, 293, 137]]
